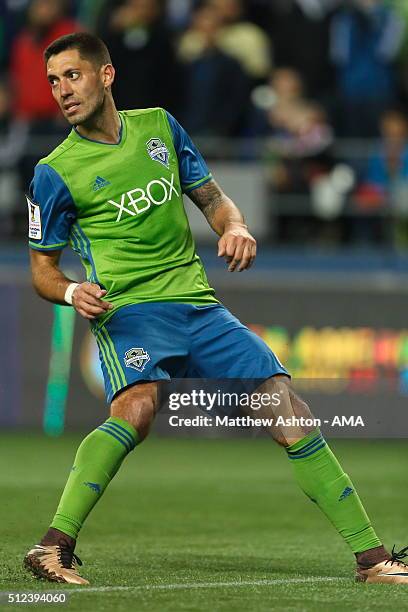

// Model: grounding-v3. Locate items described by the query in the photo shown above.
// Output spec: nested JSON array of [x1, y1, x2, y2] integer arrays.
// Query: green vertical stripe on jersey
[[70, 226, 92, 283], [100, 326, 127, 388], [71, 225, 85, 255], [72, 223, 99, 285], [69, 226, 81, 255]]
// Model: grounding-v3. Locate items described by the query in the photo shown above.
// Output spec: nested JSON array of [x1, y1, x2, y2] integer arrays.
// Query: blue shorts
[[92, 302, 289, 403]]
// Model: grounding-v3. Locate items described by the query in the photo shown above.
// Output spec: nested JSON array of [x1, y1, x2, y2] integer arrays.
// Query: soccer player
[[24, 32, 408, 585]]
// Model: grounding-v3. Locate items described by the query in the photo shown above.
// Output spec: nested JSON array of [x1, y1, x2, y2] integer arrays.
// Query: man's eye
[[70, 72, 80, 80]]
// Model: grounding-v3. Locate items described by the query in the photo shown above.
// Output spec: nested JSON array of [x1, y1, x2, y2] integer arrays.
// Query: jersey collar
[[71, 113, 125, 146]]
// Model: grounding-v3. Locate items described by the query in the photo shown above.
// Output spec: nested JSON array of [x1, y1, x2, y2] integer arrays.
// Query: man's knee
[[259, 375, 316, 446], [268, 375, 314, 419], [110, 382, 159, 442]]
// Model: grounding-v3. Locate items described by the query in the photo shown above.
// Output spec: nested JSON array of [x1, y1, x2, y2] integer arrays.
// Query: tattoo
[[188, 179, 225, 224]]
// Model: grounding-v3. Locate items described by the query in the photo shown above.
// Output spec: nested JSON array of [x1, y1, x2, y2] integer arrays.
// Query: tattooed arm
[[188, 179, 243, 235], [188, 179, 257, 272]]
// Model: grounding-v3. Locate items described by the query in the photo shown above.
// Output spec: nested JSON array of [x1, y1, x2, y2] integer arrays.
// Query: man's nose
[[60, 78, 73, 98]]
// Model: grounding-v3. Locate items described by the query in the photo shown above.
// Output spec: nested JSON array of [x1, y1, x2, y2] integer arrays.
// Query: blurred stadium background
[[1, 1, 408, 608], [1, 0, 408, 433]]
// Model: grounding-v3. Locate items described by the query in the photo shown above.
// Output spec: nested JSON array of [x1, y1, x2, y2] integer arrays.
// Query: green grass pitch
[[1, 433, 407, 611]]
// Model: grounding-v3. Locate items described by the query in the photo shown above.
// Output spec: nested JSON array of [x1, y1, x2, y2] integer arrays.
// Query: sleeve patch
[[26, 195, 42, 240]]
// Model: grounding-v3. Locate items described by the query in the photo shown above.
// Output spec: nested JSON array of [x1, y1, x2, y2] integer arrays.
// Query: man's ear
[[102, 64, 115, 88]]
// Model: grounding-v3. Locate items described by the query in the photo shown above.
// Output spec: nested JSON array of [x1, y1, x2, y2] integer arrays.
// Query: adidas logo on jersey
[[92, 176, 111, 191], [107, 172, 179, 222]]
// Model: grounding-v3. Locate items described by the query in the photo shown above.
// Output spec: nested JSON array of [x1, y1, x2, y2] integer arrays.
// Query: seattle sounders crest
[[124, 348, 150, 372], [146, 138, 169, 168]]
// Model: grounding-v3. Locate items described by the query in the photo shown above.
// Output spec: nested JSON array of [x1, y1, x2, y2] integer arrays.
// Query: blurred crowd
[[2, 0, 408, 246]]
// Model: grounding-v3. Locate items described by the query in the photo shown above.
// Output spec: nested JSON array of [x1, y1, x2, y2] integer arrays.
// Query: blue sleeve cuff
[[183, 173, 213, 193], [29, 240, 68, 251]]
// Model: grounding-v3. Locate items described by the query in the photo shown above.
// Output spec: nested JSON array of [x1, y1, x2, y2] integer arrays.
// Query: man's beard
[[67, 92, 105, 127]]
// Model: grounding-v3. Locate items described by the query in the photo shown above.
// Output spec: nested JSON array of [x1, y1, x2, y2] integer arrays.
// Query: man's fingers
[[72, 283, 114, 320], [237, 242, 257, 270], [237, 244, 253, 271], [225, 235, 245, 258], [81, 282, 106, 299], [77, 303, 107, 316], [80, 294, 112, 310], [76, 302, 111, 320], [219, 227, 257, 272], [73, 283, 113, 313], [244, 242, 257, 270], [248, 242, 257, 268], [228, 241, 246, 272], [74, 298, 112, 313], [218, 237, 226, 257]]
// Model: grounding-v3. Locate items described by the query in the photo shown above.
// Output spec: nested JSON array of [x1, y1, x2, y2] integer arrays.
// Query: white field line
[[67, 576, 344, 594]]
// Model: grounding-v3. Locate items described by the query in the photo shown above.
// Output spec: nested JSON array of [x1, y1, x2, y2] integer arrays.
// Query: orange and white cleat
[[24, 543, 89, 585], [356, 545, 408, 584]]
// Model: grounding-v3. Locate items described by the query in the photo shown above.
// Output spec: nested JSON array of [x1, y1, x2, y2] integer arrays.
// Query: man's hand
[[218, 224, 257, 272], [72, 282, 114, 320], [188, 180, 257, 271]]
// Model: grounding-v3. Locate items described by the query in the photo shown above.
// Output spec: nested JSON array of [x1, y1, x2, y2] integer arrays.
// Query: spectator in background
[[207, 0, 272, 83], [266, 100, 334, 195], [98, 0, 180, 113], [10, 0, 77, 196], [166, 0, 199, 31], [262, 93, 337, 244], [76, 0, 107, 31], [330, 0, 404, 138], [1, 0, 32, 72], [355, 108, 408, 244], [263, 0, 336, 100], [10, 0, 80, 121], [249, 67, 307, 137], [0, 81, 28, 237], [178, 4, 249, 137], [365, 109, 408, 190]]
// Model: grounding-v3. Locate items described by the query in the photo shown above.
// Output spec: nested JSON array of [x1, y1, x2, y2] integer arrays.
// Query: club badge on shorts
[[124, 348, 150, 372], [146, 138, 169, 168]]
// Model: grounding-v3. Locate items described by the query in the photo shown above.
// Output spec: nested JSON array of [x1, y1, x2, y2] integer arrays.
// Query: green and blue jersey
[[28, 108, 218, 322]]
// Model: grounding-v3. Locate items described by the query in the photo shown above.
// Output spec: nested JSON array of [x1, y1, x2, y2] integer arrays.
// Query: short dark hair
[[44, 32, 112, 67]]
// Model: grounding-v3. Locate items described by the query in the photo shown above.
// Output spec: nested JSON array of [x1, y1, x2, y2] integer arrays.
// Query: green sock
[[50, 417, 138, 539], [286, 429, 381, 554]]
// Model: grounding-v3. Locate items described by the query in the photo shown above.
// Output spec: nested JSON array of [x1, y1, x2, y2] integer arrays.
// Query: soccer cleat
[[23, 543, 89, 585], [356, 545, 408, 584]]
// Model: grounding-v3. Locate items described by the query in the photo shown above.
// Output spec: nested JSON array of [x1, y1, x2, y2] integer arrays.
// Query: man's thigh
[[187, 304, 289, 380], [93, 303, 190, 404]]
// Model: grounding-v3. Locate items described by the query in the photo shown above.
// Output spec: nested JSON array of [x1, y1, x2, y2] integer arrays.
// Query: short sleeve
[[165, 111, 212, 194], [28, 163, 76, 251]]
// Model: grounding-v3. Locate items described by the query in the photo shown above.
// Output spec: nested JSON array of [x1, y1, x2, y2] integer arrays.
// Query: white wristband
[[64, 283, 79, 305]]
